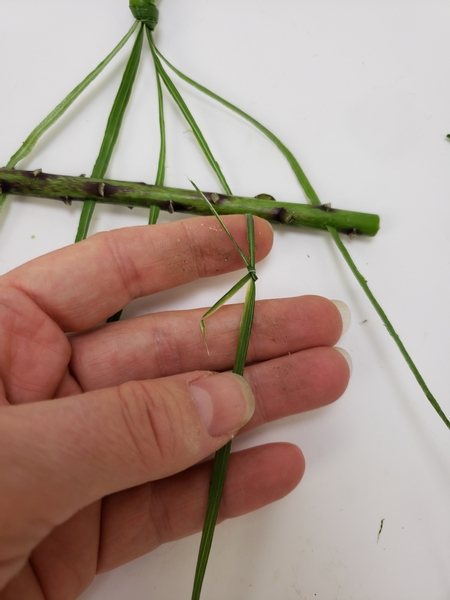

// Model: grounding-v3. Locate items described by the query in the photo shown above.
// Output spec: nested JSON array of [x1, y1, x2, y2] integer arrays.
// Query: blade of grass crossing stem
[[156, 47, 450, 430], [0, 22, 139, 212], [107, 28, 166, 323], [148, 33, 232, 195], [192, 214, 256, 600], [190, 181, 253, 271], [75, 23, 144, 243], [148, 36, 167, 224], [155, 48, 318, 204]]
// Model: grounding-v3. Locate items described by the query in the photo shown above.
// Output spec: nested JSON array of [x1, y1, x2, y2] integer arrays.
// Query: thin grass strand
[[148, 37, 232, 196], [148, 30, 167, 224], [0, 22, 139, 212], [155, 47, 450, 430], [75, 24, 145, 243], [191, 212, 256, 599]]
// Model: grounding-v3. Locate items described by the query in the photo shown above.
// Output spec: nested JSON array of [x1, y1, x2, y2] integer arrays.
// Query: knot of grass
[[129, 0, 158, 31], [247, 267, 258, 282]]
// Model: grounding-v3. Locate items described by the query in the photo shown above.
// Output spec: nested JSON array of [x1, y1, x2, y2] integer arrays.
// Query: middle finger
[[69, 295, 346, 391]]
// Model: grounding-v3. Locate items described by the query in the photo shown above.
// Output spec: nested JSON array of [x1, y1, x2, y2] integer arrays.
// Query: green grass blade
[[155, 48, 318, 204], [148, 35, 232, 195], [75, 24, 144, 243], [189, 180, 252, 271], [148, 30, 167, 224], [233, 278, 256, 375], [246, 212, 257, 276], [191, 440, 231, 600], [192, 278, 256, 600], [200, 273, 251, 343], [0, 22, 139, 212], [327, 226, 450, 429], [107, 30, 165, 323], [156, 48, 450, 430], [192, 214, 256, 599]]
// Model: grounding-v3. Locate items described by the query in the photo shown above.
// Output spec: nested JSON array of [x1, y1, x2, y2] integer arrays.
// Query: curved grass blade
[[107, 27, 166, 324], [75, 23, 144, 243], [148, 33, 232, 195], [200, 273, 251, 347], [192, 213, 256, 600], [190, 180, 255, 274], [148, 33, 166, 225], [156, 48, 450, 430], [107, 31, 166, 324], [0, 22, 139, 212]]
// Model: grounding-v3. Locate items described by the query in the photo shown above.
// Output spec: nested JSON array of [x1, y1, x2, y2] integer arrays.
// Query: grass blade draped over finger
[[192, 211, 257, 600], [0, 22, 139, 212], [155, 46, 450, 430], [75, 23, 144, 243]]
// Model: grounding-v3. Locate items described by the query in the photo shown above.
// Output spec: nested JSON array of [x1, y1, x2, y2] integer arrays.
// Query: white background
[[1, 1, 450, 599]]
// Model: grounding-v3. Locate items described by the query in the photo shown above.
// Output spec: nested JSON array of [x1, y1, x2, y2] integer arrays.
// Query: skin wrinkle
[[151, 323, 184, 379], [0, 290, 70, 404], [100, 232, 142, 306], [3, 561, 45, 600], [146, 479, 175, 549], [31, 540, 83, 600], [179, 219, 207, 280], [115, 380, 168, 473]]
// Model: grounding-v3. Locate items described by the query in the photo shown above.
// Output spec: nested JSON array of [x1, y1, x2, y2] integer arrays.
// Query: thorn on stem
[[276, 207, 295, 224], [33, 168, 42, 178], [98, 182, 105, 197]]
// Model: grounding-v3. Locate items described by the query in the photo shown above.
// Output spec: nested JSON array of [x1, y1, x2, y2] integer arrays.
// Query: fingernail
[[335, 347, 353, 375], [189, 373, 255, 437], [331, 300, 351, 334]]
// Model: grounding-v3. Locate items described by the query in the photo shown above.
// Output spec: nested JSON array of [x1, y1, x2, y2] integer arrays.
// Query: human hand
[[0, 215, 350, 599]]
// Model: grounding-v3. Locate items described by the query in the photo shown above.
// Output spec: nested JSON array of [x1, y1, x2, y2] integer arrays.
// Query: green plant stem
[[0, 169, 380, 237], [0, 22, 139, 212], [192, 214, 257, 600], [155, 48, 450, 430], [75, 23, 145, 242]]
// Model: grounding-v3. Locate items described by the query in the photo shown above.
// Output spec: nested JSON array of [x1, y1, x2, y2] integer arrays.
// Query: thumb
[[0, 371, 254, 546]]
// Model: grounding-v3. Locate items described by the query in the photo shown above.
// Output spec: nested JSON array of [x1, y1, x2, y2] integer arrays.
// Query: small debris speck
[[377, 518, 385, 542]]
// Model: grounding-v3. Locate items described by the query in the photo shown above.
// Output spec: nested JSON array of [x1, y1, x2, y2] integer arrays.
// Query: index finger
[[0, 216, 273, 331]]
